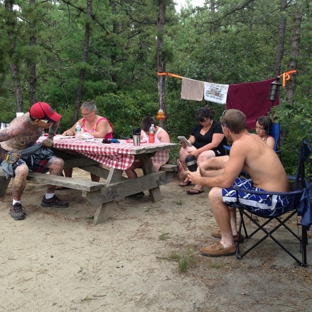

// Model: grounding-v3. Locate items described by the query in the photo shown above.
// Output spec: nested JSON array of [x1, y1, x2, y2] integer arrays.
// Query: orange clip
[[281, 70, 297, 87]]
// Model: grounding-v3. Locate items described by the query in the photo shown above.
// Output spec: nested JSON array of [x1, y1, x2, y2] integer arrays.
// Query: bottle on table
[[75, 122, 81, 139], [148, 124, 156, 143]]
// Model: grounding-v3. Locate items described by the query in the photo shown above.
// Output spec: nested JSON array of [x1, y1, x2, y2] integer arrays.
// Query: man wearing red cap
[[0, 102, 68, 220]]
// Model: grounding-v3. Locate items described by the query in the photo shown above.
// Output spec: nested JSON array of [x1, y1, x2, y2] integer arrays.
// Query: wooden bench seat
[[0, 171, 105, 196], [26, 172, 105, 192], [160, 164, 178, 172]]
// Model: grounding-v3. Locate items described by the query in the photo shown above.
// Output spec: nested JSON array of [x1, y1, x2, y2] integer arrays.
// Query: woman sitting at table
[[61, 99, 113, 183], [177, 106, 227, 195], [125, 117, 170, 197]]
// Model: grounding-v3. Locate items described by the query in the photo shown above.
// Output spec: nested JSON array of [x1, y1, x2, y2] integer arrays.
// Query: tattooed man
[[0, 102, 68, 221]]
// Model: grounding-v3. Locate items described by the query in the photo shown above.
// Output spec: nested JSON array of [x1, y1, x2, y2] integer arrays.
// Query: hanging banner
[[204, 82, 229, 104]]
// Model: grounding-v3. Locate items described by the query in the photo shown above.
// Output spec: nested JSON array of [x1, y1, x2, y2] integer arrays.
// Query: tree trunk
[[273, 0, 287, 77], [5, 0, 24, 112], [74, 0, 92, 122], [286, 11, 303, 104], [29, 0, 37, 105], [157, 2, 166, 130]]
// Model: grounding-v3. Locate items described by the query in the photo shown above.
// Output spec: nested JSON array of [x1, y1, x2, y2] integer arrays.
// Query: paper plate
[[126, 139, 147, 144]]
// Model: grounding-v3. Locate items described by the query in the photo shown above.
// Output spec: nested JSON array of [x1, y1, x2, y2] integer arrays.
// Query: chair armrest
[[232, 185, 303, 197]]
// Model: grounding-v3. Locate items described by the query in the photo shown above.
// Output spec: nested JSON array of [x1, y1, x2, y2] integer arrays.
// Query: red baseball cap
[[29, 102, 61, 122]]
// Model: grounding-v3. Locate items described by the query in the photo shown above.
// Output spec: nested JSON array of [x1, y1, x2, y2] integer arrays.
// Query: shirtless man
[[188, 109, 288, 257], [0, 102, 68, 221]]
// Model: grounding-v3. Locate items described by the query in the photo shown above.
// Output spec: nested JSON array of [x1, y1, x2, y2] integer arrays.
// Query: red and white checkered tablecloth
[[43, 137, 172, 170]]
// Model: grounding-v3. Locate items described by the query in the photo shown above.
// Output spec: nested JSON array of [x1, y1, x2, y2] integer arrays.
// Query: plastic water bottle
[[148, 124, 156, 143], [75, 122, 81, 139]]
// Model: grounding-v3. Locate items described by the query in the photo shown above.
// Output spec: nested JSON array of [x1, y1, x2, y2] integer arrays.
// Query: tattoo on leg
[[47, 157, 64, 175]]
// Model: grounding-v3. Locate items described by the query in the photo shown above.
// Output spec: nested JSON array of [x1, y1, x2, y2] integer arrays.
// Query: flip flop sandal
[[179, 181, 191, 187], [187, 188, 204, 195]]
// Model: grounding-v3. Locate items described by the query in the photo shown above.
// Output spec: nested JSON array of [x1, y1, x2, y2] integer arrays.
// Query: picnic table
[[0, 136, 178, 225]]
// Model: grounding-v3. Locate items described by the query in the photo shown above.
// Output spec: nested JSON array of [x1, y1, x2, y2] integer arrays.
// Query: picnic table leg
[[139, 154, 162, 202], [92, 168, 123, 225], [0, 175, 11, 197], [93, 202, 115, 225]]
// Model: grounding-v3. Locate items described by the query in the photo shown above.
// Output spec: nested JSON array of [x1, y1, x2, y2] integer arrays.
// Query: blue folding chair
[[233, 139, 311, 266], [271, 122, 281, 157]]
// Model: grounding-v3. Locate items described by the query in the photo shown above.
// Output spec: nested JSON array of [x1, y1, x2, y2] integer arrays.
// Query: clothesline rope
[[157, 70, 297, 87]]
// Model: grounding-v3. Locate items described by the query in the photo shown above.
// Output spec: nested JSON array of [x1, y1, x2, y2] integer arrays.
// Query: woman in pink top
[[63, 100, 113, 139], [62, 100, 113, 182]]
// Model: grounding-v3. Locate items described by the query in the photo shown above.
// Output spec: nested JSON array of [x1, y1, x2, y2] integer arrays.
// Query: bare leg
[[201, 155, 229, 170], [229, 209, 237, 236], [125, 160, 141, 179], [199, 155, 230, 178], [187, 150, 216, 193], [12, 164, 29, 201], [208, 187, 234, 248], [179, 146, 196, 183], [201, 164, 238, 235]]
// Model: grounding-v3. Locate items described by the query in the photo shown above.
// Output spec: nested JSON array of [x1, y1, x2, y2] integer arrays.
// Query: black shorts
[[0, 147, 54, 177]]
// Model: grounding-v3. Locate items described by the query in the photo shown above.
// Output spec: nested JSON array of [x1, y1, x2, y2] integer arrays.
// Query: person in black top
[[177, 106, 227, 194]]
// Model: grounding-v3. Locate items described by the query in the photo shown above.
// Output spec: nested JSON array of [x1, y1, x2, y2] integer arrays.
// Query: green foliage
[[0, 0, 311, 179], [270, 97, 312, 179]]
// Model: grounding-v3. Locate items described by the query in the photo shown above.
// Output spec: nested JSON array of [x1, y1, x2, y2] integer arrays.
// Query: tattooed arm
[[42, 120, 60, 147], [47, 120, 60, 139]]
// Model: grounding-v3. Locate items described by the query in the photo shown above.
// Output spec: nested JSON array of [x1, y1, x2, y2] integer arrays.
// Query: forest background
[[0, 0, 311, 177]]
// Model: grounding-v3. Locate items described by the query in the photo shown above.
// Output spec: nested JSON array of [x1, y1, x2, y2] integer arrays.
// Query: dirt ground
[[1, 169, 312, 312]]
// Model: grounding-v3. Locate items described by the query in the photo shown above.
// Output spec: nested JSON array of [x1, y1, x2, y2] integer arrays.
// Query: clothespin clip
[[281, 70, 297, 87]]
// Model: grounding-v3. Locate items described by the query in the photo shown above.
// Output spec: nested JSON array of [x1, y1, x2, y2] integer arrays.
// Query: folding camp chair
[[271, 122, 281, 157], [234, 139, 311, 266], [224, 122, 281, 154]]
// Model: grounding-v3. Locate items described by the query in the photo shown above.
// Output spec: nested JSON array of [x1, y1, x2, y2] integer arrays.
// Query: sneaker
[[9, 203, 25, 220], [41, 195, 69, 208]]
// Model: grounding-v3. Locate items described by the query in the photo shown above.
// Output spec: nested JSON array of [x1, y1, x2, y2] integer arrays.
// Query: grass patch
[[169, 246, 196, 272], [159, 233, 170, 241], [174, 199, 183, 206]]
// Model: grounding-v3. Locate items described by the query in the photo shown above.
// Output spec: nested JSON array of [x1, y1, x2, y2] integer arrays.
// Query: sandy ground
[[1, 169, 312, 312]]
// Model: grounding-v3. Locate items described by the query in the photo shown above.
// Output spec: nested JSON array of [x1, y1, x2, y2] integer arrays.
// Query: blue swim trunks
[[222, 177, 290, 217]]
